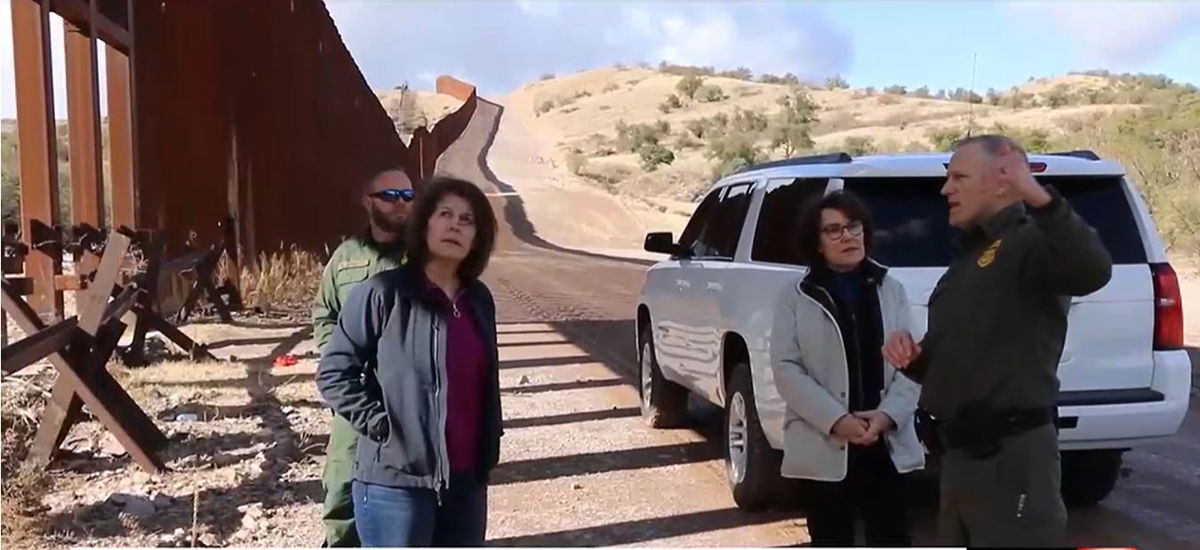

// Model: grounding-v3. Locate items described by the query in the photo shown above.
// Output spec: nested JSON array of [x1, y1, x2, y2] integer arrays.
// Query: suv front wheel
[[725, 364, 783, 511], [639, 327, 689, 428]]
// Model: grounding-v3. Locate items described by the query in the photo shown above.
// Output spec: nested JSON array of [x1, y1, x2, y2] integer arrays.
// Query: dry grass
[[238, 247, 324, 312], [1, 371, 55, 545]]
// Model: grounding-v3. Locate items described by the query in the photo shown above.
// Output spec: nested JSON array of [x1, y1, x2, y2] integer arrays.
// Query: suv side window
[[844, 175, 1147, 267], [752, 178, 829, 265], [679, 189, 721, 254], [692, 183, 754, 259]]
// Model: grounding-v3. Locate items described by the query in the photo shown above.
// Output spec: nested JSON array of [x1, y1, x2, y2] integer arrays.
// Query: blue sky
[[2, 1, 1199, 116], [322, 0, 1199, 96]]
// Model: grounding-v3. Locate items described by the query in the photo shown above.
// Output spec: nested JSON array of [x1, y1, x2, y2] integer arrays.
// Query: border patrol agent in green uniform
[[313, 168, 414, 547], [883, 135, 1112, 547]]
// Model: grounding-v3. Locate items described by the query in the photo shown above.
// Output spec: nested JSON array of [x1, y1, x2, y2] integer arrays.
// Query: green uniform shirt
[[312, 233, 406, 350], [906, 187, 1113, 419]]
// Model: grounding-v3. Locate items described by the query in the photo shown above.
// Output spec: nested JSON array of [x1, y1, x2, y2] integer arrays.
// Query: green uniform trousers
[[321, 414, 360, 547], [938, 423, 1067, 547]]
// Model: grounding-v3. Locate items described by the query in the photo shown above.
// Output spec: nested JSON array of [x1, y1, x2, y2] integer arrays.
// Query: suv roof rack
[[1047, 149, 1101, 161], [736, 152, 853, 174]]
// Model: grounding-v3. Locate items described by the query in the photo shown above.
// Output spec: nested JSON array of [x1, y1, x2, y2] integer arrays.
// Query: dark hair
[[405, 176, 498, 281], [794, 190, 874, 266], [361, 166, 414, 195]]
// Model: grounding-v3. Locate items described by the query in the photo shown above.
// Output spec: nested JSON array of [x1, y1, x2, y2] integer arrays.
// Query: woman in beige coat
[[770, 190, 924, 547]]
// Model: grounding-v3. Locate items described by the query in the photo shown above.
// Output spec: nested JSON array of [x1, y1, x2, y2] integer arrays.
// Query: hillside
[[503, 67, 1166, 205], [457, 66, 1195, 255]]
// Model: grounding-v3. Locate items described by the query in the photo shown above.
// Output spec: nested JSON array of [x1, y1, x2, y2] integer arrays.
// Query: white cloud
[[514, 0, 560, 18], [604, 5, 850, 82], [327, 1, 853, 95], [1009, 1, 1200, 66]]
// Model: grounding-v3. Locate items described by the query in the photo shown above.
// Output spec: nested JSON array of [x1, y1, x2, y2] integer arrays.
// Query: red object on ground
[[273, 354, 298, 367]]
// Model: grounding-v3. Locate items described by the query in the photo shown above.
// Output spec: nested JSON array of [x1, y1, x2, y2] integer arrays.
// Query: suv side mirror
[[644, 232, 686, 256]]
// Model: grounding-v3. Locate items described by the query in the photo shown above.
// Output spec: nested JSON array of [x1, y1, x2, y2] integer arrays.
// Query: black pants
[[804, 442, 911, 547]]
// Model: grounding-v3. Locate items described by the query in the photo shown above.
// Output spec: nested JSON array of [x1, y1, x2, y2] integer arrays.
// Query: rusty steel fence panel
[[9, 0, 483, 317]]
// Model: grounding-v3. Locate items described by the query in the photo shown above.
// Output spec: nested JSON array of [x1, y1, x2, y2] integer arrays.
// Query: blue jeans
[[352, 474, 488, 547]]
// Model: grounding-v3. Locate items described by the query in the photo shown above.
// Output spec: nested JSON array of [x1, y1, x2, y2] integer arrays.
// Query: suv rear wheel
[[639, 327, 688, 428], [725, 364, 783, 511], [1061, 449, 1124, 507]]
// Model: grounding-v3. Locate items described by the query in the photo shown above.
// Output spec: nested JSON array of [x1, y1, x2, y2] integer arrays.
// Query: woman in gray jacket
[[770, 190, 924, 547]]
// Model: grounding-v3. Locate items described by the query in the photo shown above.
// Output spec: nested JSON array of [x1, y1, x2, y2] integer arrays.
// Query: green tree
[[708, 132, 764, 176], [769, 88, 820, 157], [2, 132, 21, 228]]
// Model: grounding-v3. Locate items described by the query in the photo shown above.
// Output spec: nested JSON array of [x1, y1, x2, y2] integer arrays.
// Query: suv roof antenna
[[966, 52, 978, 138]]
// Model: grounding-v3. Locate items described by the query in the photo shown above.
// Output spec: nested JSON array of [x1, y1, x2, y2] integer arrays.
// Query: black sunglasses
[[370, 188, 415, 203]]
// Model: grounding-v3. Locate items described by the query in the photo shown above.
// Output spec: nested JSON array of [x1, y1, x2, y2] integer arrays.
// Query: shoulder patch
[[977, 238, 1003, 268]]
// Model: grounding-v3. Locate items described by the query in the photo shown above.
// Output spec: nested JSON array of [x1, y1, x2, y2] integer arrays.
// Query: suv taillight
[[1151, 263, 1184, 350]]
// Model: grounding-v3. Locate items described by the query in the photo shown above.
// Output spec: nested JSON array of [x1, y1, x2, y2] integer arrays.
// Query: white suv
[[636, 151, 1191, 511]]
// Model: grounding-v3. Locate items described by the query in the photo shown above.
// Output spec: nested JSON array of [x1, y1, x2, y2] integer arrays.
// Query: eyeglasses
[[820, 221, 864, 239], [370, 188, 415, 203]]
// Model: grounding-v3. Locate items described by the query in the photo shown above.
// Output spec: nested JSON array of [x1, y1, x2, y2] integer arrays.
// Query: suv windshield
[[843, 175, 1147, 267]]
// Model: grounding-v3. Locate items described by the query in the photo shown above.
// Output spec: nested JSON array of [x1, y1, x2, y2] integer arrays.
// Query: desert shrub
[[877, 94, 903, 106], [876, 138, 902, 153], [536, 99, 557, 115], [616, 120, 671, 153], [540, 73, 556, 81], [686, 118, 713, 139], [602, 83, 620, 93], [1044, 85, 1070, 109], [638, 143, 676, 171], [884, 85, 907, 96], [566, 151, 588, 175], [760, 73, 802, 86], [696, 84, 727, 103], [660, 63, 716, 78], [926, 126, 969, 151], [842, 136, 877, 156], [659, 93, 683, 113], [825, 75, 850, 89], [675, 133, 703, 150], [708, 131, 765, 177], [718, 67, 754, 81], [813, 111, 863, 135], [676, 75, 705, 99], [731, 108, 769, 133]]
